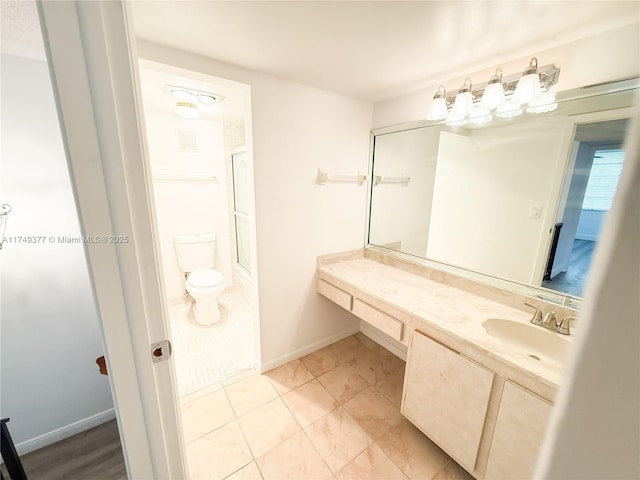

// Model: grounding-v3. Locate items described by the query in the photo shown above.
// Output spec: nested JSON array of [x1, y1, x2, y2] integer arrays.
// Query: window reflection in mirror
[[368, 80, 638, 300]]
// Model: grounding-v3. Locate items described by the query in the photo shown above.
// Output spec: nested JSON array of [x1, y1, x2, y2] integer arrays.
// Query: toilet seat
[[186, 269, 225, 295]]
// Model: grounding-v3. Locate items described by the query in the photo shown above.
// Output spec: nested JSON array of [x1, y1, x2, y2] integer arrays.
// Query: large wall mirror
[[368, 78, 638, 301]]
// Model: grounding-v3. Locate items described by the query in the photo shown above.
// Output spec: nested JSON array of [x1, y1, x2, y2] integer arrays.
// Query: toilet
[[174, 233, 225, 326]]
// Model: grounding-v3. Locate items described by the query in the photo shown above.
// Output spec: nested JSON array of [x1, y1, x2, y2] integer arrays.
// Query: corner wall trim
[[14, 409, 116, 456]]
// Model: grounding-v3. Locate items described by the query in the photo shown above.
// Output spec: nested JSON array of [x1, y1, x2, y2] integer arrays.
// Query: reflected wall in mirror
[[368, 80, 638, 299]]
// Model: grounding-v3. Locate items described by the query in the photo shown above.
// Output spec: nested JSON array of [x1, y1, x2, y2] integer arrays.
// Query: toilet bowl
[[185, 269, 225, 326], [174, 233, 226, 326]]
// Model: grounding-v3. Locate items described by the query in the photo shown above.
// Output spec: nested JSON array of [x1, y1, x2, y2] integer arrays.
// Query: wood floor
[[543, 239, 596, 297], [3, 420, 126, 480]]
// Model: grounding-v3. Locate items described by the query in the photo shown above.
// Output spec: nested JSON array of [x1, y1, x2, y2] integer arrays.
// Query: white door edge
[[37, 1, 185, 478]]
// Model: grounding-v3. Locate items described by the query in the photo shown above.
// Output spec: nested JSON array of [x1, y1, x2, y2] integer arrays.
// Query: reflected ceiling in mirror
[[367, 78, 638, 301]]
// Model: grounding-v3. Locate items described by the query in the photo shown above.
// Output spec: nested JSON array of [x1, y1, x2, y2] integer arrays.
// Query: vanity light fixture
[[445, 79, 473, 126], [426, 85, 449, 121], [526, 91, 558, 113], [468, 106, 492, 124], [495, 99, 523, 119], [512, 57, 542, 105], [175, 101, 199, 119], [480, 68, 505, 110], [425, 58, 560, 126], [451, 78, 474, 116]]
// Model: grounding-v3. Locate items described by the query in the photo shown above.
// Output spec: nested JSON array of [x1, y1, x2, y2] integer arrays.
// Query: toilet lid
[[188, 269, 224, 288]]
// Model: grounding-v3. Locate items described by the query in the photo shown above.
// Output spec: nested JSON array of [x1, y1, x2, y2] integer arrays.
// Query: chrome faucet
[[542, 311, 557, 326], [557, 316, 575, 335], [524, 302, 573, 335], [524, 302, 543, 325]]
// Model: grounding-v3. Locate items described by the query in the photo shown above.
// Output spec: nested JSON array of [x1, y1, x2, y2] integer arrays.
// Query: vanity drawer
[[352, 299, 404, 341], [318, 279, 353, 311]]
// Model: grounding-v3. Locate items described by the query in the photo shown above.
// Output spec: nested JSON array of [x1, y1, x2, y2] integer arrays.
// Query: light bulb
[[481, 82, 505, 110], [426, 97, 449, 121], [468, 106, 492, 125], [196, 94, 217, 105], [445, 114, 467, 127], [526, 92, 558, 113], [426, 85, 449, 121], [513, 58, 542, 105], [451, 91, 473, 117], [171, 89, 194, 101], [495, 100, 523, 119], [480, 68, 505, 110]]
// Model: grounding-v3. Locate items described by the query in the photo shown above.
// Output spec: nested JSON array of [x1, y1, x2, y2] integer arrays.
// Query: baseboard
[[259, 325, 360, 373], [360, 322, 408, 361], [167, 295, 189, 306], [14, 408, 116, 456]]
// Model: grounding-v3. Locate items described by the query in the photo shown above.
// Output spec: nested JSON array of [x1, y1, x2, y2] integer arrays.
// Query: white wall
[[0, 54, 114, 449], [137, 41, 372, 368], [372, 23, 640, 128], [141, 111, 233, 299], [426, 117, 572, 284], [576, 210, 605, 241]]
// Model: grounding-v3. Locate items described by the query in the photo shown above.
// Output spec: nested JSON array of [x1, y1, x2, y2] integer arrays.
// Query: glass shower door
[[232, 149, 252, 273]]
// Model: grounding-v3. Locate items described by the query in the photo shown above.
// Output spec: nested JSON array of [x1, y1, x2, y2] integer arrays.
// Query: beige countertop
[[318, 257, 573, 389]]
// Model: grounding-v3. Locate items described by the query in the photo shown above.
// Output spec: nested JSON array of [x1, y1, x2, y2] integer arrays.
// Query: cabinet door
[[484, 381, 552, 480], [403, 330, 494, 471]]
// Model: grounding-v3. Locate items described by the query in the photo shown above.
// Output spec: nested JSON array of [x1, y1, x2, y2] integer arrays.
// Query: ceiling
[[2, 1, 638, 103], [131, 1, 640, 103], [1, 0, 45, 60]]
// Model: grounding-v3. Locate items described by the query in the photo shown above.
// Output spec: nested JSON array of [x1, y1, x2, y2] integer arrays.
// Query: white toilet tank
[[174, 233, 216, 273]]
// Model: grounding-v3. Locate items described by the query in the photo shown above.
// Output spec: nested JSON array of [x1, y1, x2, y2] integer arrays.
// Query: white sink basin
[[482, 318, 570, 370]]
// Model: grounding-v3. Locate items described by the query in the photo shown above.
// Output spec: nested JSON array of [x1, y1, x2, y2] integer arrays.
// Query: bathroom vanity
[[317, 249, 576, 480]]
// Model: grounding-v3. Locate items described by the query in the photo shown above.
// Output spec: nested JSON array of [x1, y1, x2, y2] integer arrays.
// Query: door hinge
[[151, 340, 172, 363]]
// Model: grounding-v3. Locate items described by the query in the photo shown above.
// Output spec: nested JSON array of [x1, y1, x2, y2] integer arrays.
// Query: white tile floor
[[180, 334, 474, 480], [169, 292, 255, 397]]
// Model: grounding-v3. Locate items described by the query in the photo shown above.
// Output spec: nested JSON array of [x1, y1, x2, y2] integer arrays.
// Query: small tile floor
[[181, 333, 473, 480], [170, 292, 255, 396]]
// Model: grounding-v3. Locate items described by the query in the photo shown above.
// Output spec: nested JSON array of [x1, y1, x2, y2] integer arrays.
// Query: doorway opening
[[543, 119, 628, 296], [137, 60, 260, 399]]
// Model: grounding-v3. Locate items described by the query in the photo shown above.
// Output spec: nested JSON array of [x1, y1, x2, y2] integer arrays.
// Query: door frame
[[37, 1, 185, 477], [534, 106, 636, 287]]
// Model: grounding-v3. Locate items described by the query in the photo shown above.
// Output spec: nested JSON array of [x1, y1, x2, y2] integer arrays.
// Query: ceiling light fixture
[[175, 101, 199, 119], [196, 93, 217, 105], [164, 85, 225, 118], [171, 89, 194, 101], [424, 58, 559, 126]]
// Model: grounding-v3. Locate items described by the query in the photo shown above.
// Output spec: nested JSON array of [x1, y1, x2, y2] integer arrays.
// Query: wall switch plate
[[529, 205, 542, 219]]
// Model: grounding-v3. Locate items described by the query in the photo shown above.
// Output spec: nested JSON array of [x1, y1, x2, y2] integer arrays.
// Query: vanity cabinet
[[352, 299, 404, 341], [317, 256, 560, 479], [484, 381, 552, 480], [403, 330, 495, 471], [317, 277, 407, 343], [318, 279, 352, 311]]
